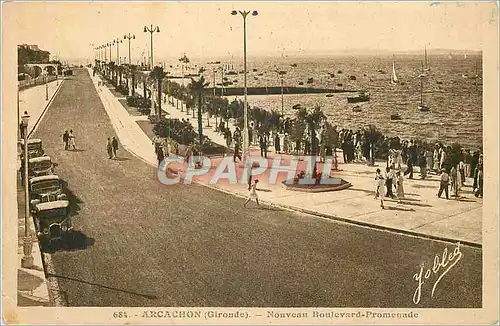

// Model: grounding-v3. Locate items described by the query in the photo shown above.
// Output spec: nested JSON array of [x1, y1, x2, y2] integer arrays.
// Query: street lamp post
[[144, 25, 160, 69], [113, 38, 123, 64], [45, 73, 48, 101], [124, 33, 135, 65], [231, 9, 258, 165], [21, 111, 33, 268]]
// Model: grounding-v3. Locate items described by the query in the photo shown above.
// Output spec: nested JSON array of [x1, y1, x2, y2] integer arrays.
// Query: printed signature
[[413, 242, 463, 304]]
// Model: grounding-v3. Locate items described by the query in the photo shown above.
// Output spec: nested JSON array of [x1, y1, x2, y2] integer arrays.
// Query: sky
[[4, 1, 497, 63]]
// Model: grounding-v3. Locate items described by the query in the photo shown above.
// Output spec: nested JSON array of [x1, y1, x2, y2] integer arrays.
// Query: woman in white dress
[[68, 129, 76, 150], [374, 169, 385, 209]]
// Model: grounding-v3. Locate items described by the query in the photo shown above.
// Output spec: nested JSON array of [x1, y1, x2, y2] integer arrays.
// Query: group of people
[[374, 140, 484, 206], [374, 167, 405, 209], [106, 137, 119, 159], [62, 129, 76, 150]]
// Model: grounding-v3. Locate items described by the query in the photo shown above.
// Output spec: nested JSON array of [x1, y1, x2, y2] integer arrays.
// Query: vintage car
[[28, 156, 54, 179], [20, 138, 44, 160], [29, 175, 67, 211], [33, 200, 72, 246]]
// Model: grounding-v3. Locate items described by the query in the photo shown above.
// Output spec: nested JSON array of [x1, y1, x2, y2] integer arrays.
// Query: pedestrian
[[375, 169, 385, 209], [458, 159, 466, 185], [112, 137, 119, 158], [233, 140, 242, 163], [244, 179, 260, 207], [274, 132, 281, 154], [437, 169, 450, 199], [450, 166, 458, 197], [404, 155, 413, 179], [259, 134, 267, 158], [395, 171, 404, 202], [425, 148, 433, 172], [385, 166, 394, 198], [106, 138, 113, 159], [474, 165, 483, 197], [418, 151, 427, 179], [156, 146, 165, 167], [395, 149, 403, 170], [68, 129, 76, 150], [62, 130, 69, 150]]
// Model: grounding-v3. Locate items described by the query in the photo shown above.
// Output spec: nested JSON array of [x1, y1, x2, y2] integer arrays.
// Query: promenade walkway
[[16, 77, 65, 306], [95, 69, 482, 246]]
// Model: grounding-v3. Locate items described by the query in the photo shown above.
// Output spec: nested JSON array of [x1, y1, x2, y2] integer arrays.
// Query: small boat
[[325, 94, 334, 98], [298, 82, 304, 85], [352, 105, 362, 112], [391, 55, 399, 84], [390, 113, 402, 120], [252, 68, 258, 72], [377, 69, 386, 74], [462, 74, 468, 78], [337, 70, 343, 74], [226, 71, 238, 75], [307, 77, 314, 83], [418, 62, 430, 112], [292, 104, 303, 110], [349, 75, 357, 81], [233, 79, 238, 82], [347, 91, 370, 103], [337, 83, 343, 87], [291, 63, 298, 67], [424, 45, 431, 71], [436, 81, 443, 85], [258, 73, 264, 76]]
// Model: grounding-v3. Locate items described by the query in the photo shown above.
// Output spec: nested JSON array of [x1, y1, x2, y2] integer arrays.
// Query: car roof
[[29, 175, 60, 184], [36, 200, 69, 211], [20, 138, 42, 145], [29, 156, 52, 163]]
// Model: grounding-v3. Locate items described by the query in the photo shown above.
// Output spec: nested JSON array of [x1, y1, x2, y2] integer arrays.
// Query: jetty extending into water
[[204, 86, 358, 96]]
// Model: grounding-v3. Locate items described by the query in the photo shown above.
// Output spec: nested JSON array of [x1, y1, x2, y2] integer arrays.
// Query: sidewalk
[[97, 69, 482, 246], [16, 78, 64, 306]]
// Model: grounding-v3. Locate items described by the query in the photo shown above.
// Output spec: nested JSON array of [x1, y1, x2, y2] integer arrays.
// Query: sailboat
[[391, 55, 399, 84], [424, 46, 431, 71], [418, 62, 430, 112]]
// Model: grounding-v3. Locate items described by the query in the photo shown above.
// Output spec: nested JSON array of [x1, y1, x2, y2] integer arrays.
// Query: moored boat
[[347, 91, 370, 103], [418, 62, 430, 112], [390, 113, 402, 120], [391, 55, 399, 84], [326, 93, 334, 98], [352, 105, 362, 112]]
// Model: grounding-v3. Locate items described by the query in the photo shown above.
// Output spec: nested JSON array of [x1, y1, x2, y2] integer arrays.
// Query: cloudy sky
[[4, 1, 496, 63]]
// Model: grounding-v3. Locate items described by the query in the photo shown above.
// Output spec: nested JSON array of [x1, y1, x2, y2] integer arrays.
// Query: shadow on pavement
[[60, 179, 83, 218], [385, 206, 415, 212], [46, 273, 158, 300], [68, 149, 86, 152], [40, 230, 95, 253], [112, 157, 130, 161]]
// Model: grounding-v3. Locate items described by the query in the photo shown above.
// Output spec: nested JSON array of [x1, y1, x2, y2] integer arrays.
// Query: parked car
[[29, 175, 67, 212], [20, 138, 44, 160], [33, 200, 72, 247], [28, 156, 54, 179]]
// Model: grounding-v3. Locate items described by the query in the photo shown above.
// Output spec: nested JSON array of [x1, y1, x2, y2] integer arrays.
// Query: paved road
[[33, 69, 481, 308]]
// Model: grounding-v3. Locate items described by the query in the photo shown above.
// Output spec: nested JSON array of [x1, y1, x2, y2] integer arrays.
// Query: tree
[[150, 66, 167, 120], [364, 125, 383, 165], [189, 76, 210, 145], [130, 65, 137, 96]]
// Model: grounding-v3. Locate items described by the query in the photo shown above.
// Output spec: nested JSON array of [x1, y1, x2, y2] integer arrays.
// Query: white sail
[[391, 56, 398, 83]]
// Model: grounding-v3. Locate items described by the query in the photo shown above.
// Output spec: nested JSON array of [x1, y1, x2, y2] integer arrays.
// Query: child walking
[[244, 179, 260, 207]]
